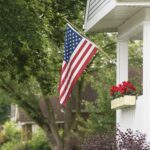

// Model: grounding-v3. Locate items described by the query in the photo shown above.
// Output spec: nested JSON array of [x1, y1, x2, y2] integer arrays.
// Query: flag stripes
[[58, 24, 97, 106], [60, 40, 88, 95], [60, 39, 87, 85], [59, 24, 97, 106]]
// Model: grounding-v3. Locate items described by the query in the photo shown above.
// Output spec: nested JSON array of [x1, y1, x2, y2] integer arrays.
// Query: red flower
[[123, 81, 136, 91], [110, 81, 136, 98], [118, 84, 126, 95], [110, 86, 118, 96]]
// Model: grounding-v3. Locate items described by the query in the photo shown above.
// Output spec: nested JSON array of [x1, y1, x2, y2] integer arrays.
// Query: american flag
[[59, 24, 97, 106]]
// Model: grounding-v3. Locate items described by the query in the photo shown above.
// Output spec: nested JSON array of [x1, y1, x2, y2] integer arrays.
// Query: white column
[[143, 22, 150, 140], [143, 22, 150, 98], [117, 40, 128, 84], [116, 40, 128, 125]]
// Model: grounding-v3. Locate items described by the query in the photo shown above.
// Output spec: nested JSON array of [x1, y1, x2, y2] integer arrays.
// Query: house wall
[[87, 0, 111, 22], [117, 9, 150, 141], [85, 0, 150, 142]]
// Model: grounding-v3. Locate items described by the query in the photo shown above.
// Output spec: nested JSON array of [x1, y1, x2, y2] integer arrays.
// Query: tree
[[0, 90, 10, 124], [0, 0, 87, 149]]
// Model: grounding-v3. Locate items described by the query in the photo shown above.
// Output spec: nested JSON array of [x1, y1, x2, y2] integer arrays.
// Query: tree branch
[[43, 96, 63, 148]]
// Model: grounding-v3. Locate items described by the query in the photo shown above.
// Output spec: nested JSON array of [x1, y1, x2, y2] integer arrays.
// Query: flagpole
[[64, 18, 116, 63], [65, 18, 88, 38], [64, 18, 99, 50]]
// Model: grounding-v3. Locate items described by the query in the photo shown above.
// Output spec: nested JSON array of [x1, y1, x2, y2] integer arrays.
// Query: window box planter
[[111, 95, 136, 110]]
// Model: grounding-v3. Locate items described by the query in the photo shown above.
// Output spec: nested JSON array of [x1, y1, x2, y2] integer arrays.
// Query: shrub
[[0, 141, 31, 150], [117, 128, 150, 150], [0, 131, 6, 145], [3, 121, 21, 141], [81, 128, 150, 150], [81, 131, 116, 150], [0, 141, 16, 150], [0, 121, 22, 150], [0, 122, 50, 150], [28, 128, 50, 150]]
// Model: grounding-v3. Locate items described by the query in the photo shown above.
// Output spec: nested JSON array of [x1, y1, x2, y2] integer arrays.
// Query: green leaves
[[0, 0, 86, 95], [0, 90, 11, 123]]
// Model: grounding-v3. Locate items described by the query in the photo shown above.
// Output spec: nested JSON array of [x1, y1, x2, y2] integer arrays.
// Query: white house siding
[[117, 96, 145, 133], [87, 0, 110, 22], [117, 94, 150, 141]]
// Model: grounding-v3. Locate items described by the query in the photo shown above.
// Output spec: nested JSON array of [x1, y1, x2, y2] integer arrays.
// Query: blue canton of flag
[[64, 26, 82, 62]]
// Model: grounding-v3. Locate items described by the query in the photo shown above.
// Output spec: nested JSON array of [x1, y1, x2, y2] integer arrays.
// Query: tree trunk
[[63, 136, 71, 150], [53, 145, 64, 150]]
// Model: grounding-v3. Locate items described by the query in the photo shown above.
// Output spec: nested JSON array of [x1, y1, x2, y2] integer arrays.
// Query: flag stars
[[64, 25, 83, 62]]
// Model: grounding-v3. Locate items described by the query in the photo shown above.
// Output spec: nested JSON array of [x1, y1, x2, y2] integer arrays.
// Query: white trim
[[117, 2, 150, 6], [18, 122, 35, 125], [14, 105, 19, 122], [83, 0, 90, 30], [118, 9, 150, 40]]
